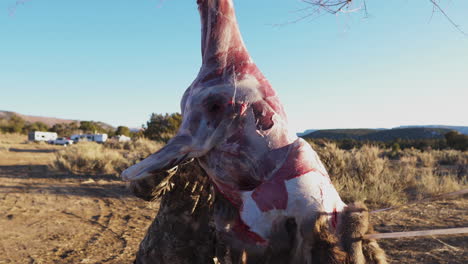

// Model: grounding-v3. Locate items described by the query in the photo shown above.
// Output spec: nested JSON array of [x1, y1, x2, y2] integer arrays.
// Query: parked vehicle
[[70, 134, 88, 143], [28, 131, 58, 142], [49, 137, 74, 146]]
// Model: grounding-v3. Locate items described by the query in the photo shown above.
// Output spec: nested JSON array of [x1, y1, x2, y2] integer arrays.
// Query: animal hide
[[130, 162, 387, 264]]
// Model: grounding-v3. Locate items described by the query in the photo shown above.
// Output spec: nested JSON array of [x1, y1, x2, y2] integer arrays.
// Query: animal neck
[[197, 0, 250, 73]]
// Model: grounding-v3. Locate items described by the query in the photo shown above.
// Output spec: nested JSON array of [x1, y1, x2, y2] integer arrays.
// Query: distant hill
[[296, 129, 317, 137], [0, 110, 114, 130], [301, 127, 455, 142], [396, 125, 468, 135], [0, 110, 77, 127]]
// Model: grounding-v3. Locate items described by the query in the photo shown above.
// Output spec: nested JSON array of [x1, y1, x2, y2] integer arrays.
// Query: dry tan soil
[[372, 199, 467, 263], [0, 147, 466, 263], [0, 165, 157, 264]]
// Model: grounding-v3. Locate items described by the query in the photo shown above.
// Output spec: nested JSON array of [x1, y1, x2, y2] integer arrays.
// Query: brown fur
[[310, 214, 347, 264], [340, 202, 388, 264], [131, 162, 216, 264]]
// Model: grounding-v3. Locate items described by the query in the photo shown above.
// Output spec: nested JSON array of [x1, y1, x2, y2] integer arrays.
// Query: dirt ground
[[0, 141, 466, 263], [0, 165, 157, 264]]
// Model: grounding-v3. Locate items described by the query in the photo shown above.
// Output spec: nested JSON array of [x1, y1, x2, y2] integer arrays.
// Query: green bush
[[116, 126, 131, 136], [445, 131, 468, 151], [144, 113, 182, 143]]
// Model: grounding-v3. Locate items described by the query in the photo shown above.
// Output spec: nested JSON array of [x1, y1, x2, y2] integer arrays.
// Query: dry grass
[[51, 142, 127, 175], [0, 133, 62, 165], [0, 133, 26, 145], [312, 142, 468, 208], [51, 138, 162, 175]]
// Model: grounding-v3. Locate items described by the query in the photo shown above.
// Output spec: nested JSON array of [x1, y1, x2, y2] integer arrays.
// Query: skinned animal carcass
[[123, 0, 386, 263]]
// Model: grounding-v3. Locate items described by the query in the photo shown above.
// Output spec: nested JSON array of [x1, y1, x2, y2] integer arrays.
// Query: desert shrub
[[432, 149, 468, 178], [24, 121, 49, 132], [52, 138, 162, 176], [52, 142, 127, 175], [385, 142, 402, 159], [79, 121, 106, 134], [103, 139, 127, 150], [122, 138, 163, 165], [416, 151, 436, 168], [399, 148, 436, 168], [5, 114, 25, 133], [144, 113, 182, 143], [311, 142, 467, 208], [104, 137, 162, 152], [0, 133, 26, 144], [433, 150, 467, 166], [445, 131, 468, 151], [49, 122, 80, 137], [416, 169, 466, 197], [313, 142, 403, 206], [115, 126, 131, 136], [314, 141, 347, 178], [348, 145, 386, 183]]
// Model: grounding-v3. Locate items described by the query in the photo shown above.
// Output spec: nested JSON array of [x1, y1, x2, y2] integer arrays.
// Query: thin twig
[[301, 0, 357, 15], [428, 0, 467, 36], [432, 236, 462, 252], [270, 8, 326, 27]]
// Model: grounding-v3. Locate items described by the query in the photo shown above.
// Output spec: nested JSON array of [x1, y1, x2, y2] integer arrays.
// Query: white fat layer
[[240, 171, 346, 238]]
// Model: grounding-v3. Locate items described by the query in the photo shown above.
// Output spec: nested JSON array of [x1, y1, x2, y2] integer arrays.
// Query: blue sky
[[1, 0, 467, 132]]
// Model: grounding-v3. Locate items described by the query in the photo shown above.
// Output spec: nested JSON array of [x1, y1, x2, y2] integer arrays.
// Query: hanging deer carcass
[[123, 1, 386, 263]]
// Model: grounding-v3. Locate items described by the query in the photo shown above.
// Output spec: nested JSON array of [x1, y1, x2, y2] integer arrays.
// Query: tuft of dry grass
[[51, 138, 162, 176], [312, 142, 467, 208]]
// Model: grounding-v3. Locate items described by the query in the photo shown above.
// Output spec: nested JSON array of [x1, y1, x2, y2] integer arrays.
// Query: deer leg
[[340, 202, 387, 264]]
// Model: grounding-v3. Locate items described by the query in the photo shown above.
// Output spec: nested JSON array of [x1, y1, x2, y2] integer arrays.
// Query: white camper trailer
[[28, 131, 58, 142], [92, 134, 108, 143], [71, 133, 108, 143], [115, 135, 131, 142]]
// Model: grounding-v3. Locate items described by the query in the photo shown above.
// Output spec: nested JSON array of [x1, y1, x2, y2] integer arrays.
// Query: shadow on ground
[[9, 148, 58, 153], [0, 165, 118, 180], [0, 165, 133, 199]]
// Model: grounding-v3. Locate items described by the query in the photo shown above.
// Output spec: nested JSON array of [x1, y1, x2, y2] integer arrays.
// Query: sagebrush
[[312, 141, 467, 207], [51, 138, 162, 175]]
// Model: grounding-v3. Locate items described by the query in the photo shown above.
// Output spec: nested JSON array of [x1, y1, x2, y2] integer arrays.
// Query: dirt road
[[0, 165, 466, 264]]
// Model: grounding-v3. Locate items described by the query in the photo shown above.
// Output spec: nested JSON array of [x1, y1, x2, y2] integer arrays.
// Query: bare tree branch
[[301, 0, 364, 15], [301, 0, 466, 36], [428, 0, 467, 36]]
